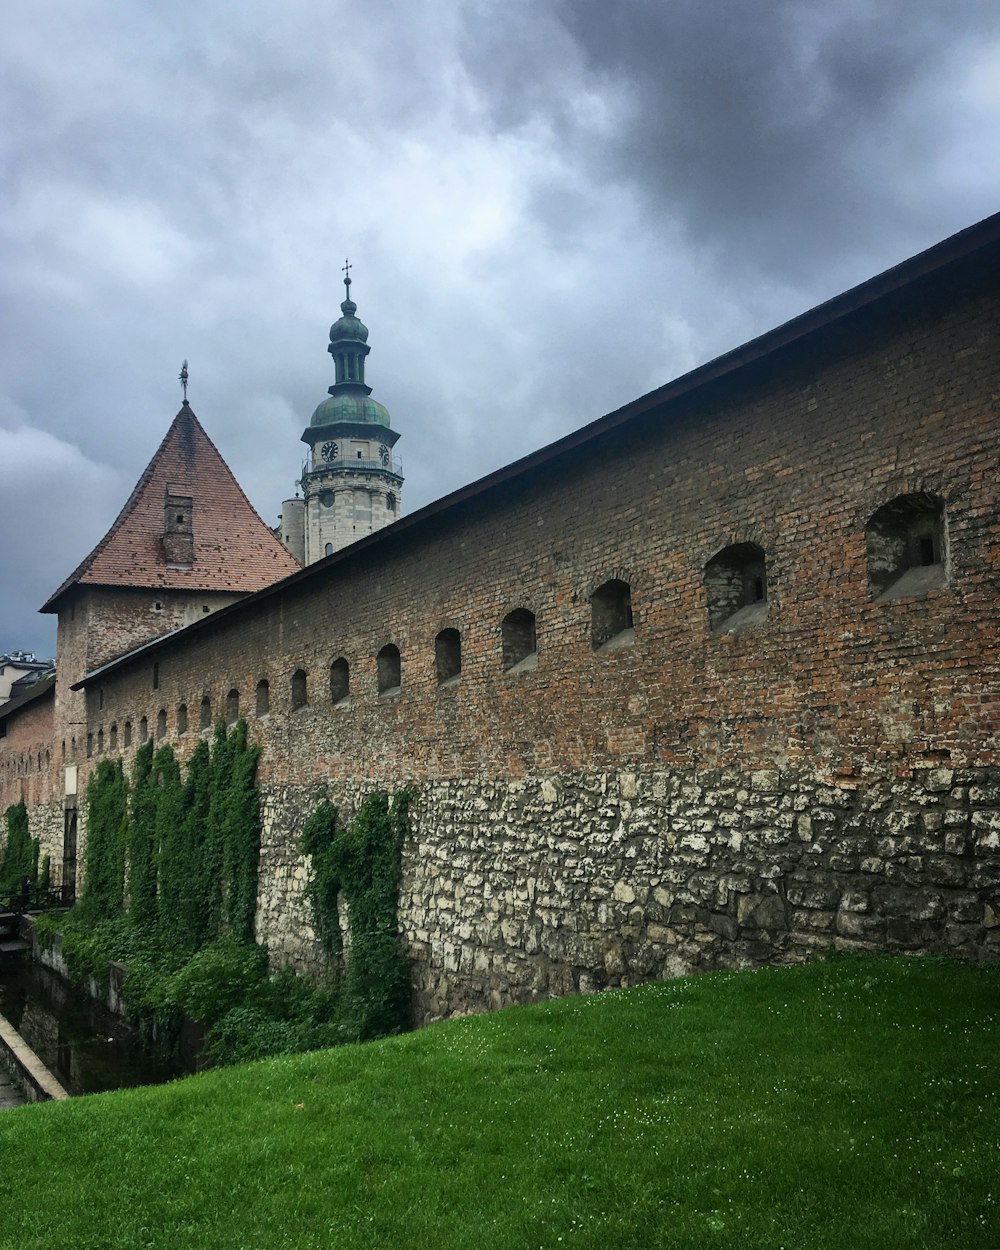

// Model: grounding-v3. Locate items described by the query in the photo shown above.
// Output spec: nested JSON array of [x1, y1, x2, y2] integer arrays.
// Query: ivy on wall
[[301, 789, 412, 1040], [36, 727, 413, 1068], [0, 800, 48, 899], [80, 723, 261, 946], [78, 759, 129, 920]]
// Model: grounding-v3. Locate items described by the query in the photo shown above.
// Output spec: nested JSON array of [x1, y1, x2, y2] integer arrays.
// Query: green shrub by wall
[[0, 800, 40, 897]]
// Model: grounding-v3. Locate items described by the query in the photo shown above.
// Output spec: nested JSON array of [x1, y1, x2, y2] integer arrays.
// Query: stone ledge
[[0, 1011, 68, 1103]]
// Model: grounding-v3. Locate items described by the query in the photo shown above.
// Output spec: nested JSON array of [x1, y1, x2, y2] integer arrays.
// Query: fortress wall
[[0, 691, 57, 841], [73, 256, 1000, 1018]]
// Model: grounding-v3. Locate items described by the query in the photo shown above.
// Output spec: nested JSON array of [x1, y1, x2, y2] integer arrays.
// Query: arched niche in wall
[[591, 579, 634, 651], [330, 658, 350, 706], [435, 629, 462, 685], [377, 644, 401, 696], [865, 492, 947, 600], [704, 542, 768, 633], [501, 608, 537, 672]]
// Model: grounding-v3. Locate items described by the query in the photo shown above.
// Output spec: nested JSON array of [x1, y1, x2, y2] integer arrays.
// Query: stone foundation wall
[[257, 764, 1000, 1024]]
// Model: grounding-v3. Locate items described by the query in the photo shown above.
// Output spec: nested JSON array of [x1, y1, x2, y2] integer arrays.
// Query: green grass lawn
[[1, 954, 997, 1250]]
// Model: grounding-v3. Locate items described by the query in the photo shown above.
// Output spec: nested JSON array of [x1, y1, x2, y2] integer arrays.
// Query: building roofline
[[73, 210, 1000, 690], [0, 673, 56, 724], [41, 404, 299, 614]]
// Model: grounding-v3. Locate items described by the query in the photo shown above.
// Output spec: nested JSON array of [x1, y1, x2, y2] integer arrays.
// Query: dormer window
[[163, 489, 194, 567]]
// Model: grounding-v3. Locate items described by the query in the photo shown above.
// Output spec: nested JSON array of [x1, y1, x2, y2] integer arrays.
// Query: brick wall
[[58, 252, 1000, 1017], [0, 687, 62, 878]]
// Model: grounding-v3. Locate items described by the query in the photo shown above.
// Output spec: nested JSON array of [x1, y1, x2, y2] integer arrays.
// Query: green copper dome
[[309, 393, 391, 428], [329, 299, 369, 344]]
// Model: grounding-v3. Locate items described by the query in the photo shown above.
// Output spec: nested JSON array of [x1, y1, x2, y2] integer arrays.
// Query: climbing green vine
[[78, 759, 129, 919], [35, 722, 413, 1068], [301, 788, 412, 1040], [0, 800, 47, 899]]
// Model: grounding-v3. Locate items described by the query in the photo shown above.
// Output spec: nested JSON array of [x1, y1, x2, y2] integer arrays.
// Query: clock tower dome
[[281, 266, 403, 564]]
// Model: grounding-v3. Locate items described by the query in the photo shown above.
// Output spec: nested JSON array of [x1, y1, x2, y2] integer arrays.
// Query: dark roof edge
[[73, 210, 1000, 689], [0, 673, 56, 724]]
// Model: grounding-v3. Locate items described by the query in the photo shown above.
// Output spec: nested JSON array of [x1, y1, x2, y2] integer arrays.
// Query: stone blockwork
[[257, 766, 1000, 1022], [42, 221, 1000, 1021]]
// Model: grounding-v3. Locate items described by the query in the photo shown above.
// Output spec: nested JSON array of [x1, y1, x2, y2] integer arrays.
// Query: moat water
[[0, 959, 187, 1100]]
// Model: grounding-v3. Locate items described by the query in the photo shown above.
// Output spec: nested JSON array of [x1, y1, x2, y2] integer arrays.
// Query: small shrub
[[171, 939, 270, 1029]]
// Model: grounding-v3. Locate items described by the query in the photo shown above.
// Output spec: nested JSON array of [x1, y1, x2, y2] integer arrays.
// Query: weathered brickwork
[[0, 685, 62, 878], [20, 227, 1000, 1021]]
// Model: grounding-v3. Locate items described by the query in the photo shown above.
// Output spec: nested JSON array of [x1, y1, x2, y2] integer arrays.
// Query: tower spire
[[179, 360, 189, 405], [340, 257, 356, 316]]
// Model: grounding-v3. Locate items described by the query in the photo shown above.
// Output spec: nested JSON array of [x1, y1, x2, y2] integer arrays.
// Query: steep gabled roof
[[42, 404, 300, 612]]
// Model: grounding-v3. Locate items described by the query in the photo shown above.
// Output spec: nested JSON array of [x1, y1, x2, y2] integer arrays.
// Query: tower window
[[436, 629, 462, 685], [177, 704, 188, 734], [591, 579, 634, 651], [325, 543, 334, 557], [156, 709, 167, 739], [377, 644, 401, 695], [139, 716, 149, 743], [200, 695, 212, 729], [256, 679, 270, 716], [124, 722, 132, 749], [97, 728, 104, 754], [330, 658, 350, 706], [291, 668, 308, 710], [865, 492, 946, 599], [501, 609, 537, 672], [110, 724, 118, 752], [226, 688, 240, 724], [704, 543, 768, 633], [386, 492, 397, 514]]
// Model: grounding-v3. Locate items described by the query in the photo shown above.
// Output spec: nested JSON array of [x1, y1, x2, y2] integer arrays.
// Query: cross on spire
[[342, 257, 352, 297], [179, 360, 189, 404]]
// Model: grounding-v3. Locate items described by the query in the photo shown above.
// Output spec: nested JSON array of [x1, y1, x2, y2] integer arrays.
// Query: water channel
[[0, 958, 188, 1102]]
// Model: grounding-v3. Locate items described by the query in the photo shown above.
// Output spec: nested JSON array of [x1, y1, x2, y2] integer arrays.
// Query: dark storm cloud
[[462, 0, 1000, 280]]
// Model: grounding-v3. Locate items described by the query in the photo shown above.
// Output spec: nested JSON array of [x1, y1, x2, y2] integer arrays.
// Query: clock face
[[321, 441, 338, 463], [378, 443, 390, 467]]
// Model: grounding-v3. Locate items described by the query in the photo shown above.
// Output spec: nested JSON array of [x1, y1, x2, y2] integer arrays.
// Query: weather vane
[[179, 360, 189, 404], [342, 257, 352, 297]]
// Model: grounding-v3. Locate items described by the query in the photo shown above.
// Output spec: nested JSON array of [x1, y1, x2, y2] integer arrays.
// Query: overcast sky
[[3, 0, 999, 658]]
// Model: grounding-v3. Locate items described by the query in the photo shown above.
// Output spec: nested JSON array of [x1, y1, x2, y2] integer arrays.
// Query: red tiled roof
[[42, 405, 300, 611]]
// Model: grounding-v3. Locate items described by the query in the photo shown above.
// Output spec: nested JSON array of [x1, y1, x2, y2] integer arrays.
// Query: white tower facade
[[281, 273, 402, 564]]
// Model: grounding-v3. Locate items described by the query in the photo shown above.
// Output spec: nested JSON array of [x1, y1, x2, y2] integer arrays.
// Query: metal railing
[[0, 883, 73, 916]]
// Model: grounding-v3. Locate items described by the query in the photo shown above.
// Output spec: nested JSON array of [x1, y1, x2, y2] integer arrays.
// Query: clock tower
[[281, 268, 403, 564]]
